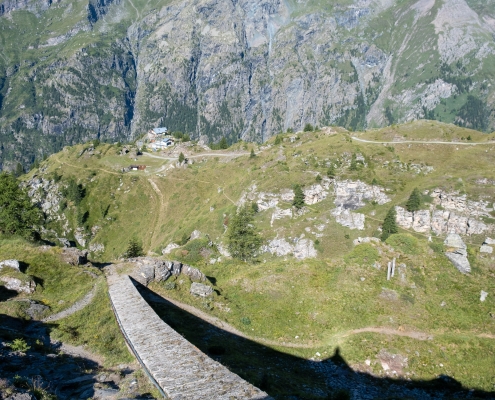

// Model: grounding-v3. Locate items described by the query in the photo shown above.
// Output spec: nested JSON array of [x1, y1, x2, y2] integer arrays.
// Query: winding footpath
[[351, 136, 493, 146], [42, 284, 98, 322], [107, 273, 271, 400]]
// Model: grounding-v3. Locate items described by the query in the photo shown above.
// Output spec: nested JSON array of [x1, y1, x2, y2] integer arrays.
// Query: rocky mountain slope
[[1, 0, 495, 171]]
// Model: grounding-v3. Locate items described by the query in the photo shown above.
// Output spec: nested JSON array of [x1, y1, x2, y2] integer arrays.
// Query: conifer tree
[[0, 172, 42, 239], [406, 188, 421, 212], [250, 148, 256, 158], [125, 237, 144, 258], [178, 152, 185, 164], [381, 207, 398, 241], [292, 184, 305, 209], [227, 205, 262, 261]]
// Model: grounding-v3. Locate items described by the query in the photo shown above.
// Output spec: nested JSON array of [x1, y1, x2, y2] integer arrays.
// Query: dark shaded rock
[[61, 248, 88, 265], [25, 301, 50, 319]]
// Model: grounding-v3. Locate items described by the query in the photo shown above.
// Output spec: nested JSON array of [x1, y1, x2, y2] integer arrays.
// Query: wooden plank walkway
[[108, 275, 271, 400]]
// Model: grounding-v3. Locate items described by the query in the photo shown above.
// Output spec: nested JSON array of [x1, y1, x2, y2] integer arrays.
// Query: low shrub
[[385, 233, 420, 254]]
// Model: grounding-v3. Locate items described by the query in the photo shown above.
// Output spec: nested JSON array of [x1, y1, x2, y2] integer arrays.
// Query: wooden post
[[387, 262, 391, 281], [391, 258, 396, 278]]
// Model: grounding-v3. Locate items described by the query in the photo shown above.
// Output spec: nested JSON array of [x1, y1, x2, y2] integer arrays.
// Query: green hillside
[[10, 121, 494, 392]]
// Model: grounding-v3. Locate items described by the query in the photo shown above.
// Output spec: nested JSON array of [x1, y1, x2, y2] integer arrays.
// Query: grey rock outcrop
[[353, 237, 380, 246], [332, 207, 365, 230], [181, 264, 207, 282], [190, 282, 214, 297], [444, 233, 470, 274], [190, 230, 202, 240], [61, 248, 88, 265], [0, 259, 20, 271], [334, 180, 390, 210], [162, 243, 180, 254], [0, 276, 36, 294], [485, 237, 495, 245], [293, 239, 317, 260], [396, 205, 490, 236], [263, 237, 317, 259], [304, 184, 328, 205], [480, 245, 493, 254]]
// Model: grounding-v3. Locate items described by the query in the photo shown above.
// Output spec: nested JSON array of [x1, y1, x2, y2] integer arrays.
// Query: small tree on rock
[[178, 152, 185, 164], [381, 207, 398, 241], [250, 148, 256, 158], [406, 188, 421, 212], [227, 205, 262, 261], [292, 184, 305, 209]]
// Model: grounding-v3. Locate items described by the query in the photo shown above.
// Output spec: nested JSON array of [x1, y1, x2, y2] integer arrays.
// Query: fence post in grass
[[387, 261, 391, 281], [391, 258, 396, 278]]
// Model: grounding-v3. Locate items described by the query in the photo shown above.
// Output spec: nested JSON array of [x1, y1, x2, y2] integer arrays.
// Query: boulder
[[480, 290, 488, 302], [444, 233, 466, 249], [61, 248, 88, 265], [138, 264, 155, 286], [445, 249, 471, 274], [444, 233, 470, 273], [334, 180, 390, 210], [154, 262, 171, 282], [162, 243, 180, 254], [190, 282, 213, 297], [181, 264, 206, 282], [480, 245, 493, 254], [0, 276, 36, 293], [190, 230, 202, 240], [0, 259, 20, 271], [25, 301, 50, 319]]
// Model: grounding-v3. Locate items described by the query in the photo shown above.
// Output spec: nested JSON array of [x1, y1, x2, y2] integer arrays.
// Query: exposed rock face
[[293, 239, 317, 260], [431, 189, 494, 218], [190, 282, 213, 297], [396, 200, 491, 236], [444, 233, 470, 274], [1, 0, 495, 170], [0, 259, 20, 271], [0, 276, 36, 293], [304, 184, 328, 205], [334, 180, 390, 210], [263, 237, 317, 259], [332, 207, 365, 230], [61, 248, 88, 265]]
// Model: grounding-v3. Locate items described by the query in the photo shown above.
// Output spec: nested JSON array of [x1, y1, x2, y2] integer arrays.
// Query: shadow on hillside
[[0, 314, 101, 399], [133, 280, 495, 400]]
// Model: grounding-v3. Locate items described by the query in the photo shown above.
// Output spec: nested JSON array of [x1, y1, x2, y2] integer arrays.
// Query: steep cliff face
[[0, 0, 494, 170]]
